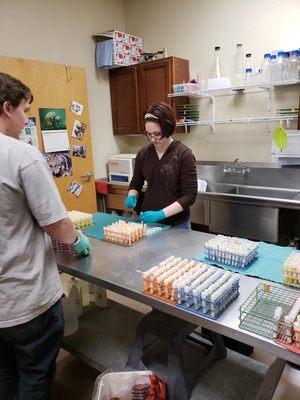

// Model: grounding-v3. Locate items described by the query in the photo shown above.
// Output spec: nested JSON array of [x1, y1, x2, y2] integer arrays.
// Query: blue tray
[[194, 242, 300, 284], [85, 212, 170, 241], [176, 292, 239, 320]]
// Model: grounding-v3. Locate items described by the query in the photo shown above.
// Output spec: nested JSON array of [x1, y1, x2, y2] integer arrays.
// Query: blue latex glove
[[125, 195, 137, 209], [72, 230, 91, 257], [140, 210, 165, 223]]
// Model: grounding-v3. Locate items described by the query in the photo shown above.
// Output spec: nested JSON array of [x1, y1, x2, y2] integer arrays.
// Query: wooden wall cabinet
[[109, 56, 189, 135]]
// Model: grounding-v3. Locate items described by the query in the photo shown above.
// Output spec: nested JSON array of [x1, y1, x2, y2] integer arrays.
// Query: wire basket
[[239, 283, 300, 353]]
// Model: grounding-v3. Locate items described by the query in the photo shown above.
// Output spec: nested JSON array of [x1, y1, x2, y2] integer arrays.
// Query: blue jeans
[[0, 299, 64, 400], [173, 220, 191, 230]]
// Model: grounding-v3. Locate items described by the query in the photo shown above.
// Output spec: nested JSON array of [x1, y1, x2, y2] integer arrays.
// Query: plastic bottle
[[261, 53, 271, 83], [289, 50, 299, 80], [244, 53, 252, 85], [245, 68, 253, 85], [269, 54, 277, 83], [245, 53, 252, 68], [253, 68, 262, 85], [233, 43, 244, 86], [275, 51, 286, 82], [283, 52, 290, 81], [210, 46, 222, 79]]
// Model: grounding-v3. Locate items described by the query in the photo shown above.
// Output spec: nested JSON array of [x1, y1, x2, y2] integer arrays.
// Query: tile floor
[[53, 286, 300, 400]]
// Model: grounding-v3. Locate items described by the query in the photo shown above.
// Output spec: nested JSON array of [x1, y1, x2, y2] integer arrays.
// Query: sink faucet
[[223, 159, 250, 175]]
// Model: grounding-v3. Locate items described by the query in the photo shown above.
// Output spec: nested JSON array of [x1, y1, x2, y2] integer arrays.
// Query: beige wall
[[123, 0, 300, 162], [0, 0, 299, 175], [0, 0, 126, 177]]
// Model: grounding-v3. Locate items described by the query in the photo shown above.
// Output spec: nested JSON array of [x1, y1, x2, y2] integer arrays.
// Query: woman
[[125, 102, 197, 229]]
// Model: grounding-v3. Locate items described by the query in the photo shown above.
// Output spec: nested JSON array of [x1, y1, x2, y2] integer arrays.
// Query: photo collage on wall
[[38, 101, 88, 198], [39, 107, 73, 178]]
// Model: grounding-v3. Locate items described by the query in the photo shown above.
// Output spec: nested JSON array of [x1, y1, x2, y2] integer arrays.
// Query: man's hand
[[72, 230, 91, 256]]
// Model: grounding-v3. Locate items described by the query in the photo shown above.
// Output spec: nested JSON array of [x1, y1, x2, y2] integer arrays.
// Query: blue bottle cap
[[245, 68, 252, 73], [264, 53, 271, 58], [277, 51, 285, 57], [270, 55, 277, 60]]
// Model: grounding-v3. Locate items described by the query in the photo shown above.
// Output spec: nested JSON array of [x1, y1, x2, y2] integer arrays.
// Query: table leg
[[254, 357, 286, 400]]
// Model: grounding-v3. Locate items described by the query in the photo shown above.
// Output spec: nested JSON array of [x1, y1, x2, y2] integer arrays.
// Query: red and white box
[[123, 44, 131, 54], [130, 56, 138, 64], [115, 41, 123, 53], [93, 29, 143, 68], [114, 31, 124, 42]]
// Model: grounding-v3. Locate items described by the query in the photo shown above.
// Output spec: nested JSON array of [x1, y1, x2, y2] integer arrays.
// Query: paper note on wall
[[20, 116, 39, 147], [42, 130, 70, 153]]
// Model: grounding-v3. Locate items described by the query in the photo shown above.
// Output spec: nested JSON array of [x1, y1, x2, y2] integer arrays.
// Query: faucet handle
[[223, 164, 231, 173], [242, 165, 250, 174]]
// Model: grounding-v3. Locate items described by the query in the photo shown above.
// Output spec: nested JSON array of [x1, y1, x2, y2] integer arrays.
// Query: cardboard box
[[93, 29, 143, 68]]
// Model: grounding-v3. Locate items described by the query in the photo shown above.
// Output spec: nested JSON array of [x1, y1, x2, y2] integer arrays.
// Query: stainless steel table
[[56, 228, 300, 399]]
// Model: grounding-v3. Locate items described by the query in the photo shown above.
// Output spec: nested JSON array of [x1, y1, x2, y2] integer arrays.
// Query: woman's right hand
[[125, 195, 137, 209]]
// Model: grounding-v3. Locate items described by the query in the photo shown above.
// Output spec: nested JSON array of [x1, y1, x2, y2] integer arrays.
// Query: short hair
[[144, 102, 176, 138], [0, 73, 33, 115]]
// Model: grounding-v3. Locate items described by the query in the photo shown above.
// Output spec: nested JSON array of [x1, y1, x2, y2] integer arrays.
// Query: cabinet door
[[138, 57, 189, 133], [138, 58, 172, 122], [110, 66, 140, 135]]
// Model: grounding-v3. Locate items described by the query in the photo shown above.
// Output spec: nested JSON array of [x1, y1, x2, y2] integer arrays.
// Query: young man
[[0, 72, 91, 399]]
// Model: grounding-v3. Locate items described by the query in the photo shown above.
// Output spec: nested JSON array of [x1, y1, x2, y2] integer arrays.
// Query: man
[[0, 72, 91, 399]]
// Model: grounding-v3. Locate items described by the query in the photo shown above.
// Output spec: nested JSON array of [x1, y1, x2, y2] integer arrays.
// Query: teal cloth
[[194, 242, 300, 284], [85, 212, 170, 241]]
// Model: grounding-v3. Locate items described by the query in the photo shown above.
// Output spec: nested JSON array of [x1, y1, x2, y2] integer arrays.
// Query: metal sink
[[205, 183, 300, 200], [206, 182, 236, 193], [233, 186, 300, 200]]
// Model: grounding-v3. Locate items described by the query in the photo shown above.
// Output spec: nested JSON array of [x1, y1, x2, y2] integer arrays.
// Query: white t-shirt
[[0, 133, 67, 327]]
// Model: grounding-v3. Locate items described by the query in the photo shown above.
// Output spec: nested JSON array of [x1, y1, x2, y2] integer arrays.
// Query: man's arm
[[42, 217, 77, 244], [20, 156, 91, 255]]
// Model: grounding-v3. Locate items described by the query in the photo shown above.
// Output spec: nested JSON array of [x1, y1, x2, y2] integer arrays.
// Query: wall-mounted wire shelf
[[168, 80, 300, 98], [169, 80, 300, 133], [176, 115, 297, 127]]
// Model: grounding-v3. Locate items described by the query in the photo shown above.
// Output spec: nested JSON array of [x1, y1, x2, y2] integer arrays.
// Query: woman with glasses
[[124, 102, 197, 229]]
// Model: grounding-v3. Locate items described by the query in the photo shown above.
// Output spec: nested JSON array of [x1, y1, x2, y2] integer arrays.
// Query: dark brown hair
[[0, 73, 33, 115], [144, 102, 176, 138]]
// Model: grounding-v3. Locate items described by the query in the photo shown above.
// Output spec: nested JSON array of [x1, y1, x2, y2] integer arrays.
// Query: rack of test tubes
[[283, 252, 300, 287], [103, 220, 147, 246], [142, 256, 240, 319], [51, 210, 93, 256], [204, 234, 259, 269], [145, 226, 163, 237], [68, 210, 94, 229], [239, 283, 300, 354], [51, 238, 77, 257]]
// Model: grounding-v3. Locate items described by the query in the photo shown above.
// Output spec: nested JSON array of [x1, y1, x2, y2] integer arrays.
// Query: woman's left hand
[[140, 210, 165, 223]]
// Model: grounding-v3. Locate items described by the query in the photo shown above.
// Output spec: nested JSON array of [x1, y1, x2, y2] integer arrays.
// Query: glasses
[[145, 131, 163, 140]]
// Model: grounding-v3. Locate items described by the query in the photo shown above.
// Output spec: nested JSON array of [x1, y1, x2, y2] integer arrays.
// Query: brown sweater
[[129, 140, 197, 226]]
